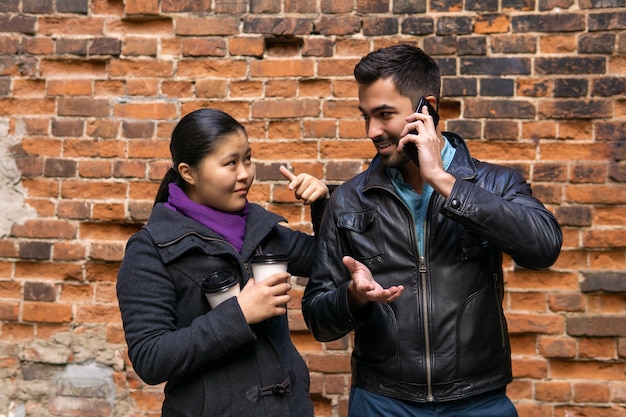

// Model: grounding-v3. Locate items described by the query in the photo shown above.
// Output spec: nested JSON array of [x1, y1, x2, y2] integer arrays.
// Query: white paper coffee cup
[[201, 271, 240, 308], [250, 254, 288, 283]]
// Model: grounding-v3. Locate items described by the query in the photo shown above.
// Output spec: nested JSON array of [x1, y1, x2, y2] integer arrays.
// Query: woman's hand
[[237, 272, 291, 324], [279, 165, 329, 205]]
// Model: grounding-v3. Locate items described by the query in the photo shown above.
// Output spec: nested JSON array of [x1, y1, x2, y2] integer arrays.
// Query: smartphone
[[404, 97, 440, 166]]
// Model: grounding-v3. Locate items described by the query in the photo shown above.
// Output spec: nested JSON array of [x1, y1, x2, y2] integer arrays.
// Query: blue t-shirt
[[387, 136, 456, 256]]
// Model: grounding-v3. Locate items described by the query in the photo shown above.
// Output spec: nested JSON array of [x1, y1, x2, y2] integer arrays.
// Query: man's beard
[[374, 135, 411, 168]]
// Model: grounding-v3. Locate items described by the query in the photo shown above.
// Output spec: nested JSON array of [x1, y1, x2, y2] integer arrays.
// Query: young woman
[[116, 108, 328, 417]]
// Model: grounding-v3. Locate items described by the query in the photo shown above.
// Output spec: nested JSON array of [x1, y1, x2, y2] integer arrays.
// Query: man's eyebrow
[[359, 104, 397, 114]]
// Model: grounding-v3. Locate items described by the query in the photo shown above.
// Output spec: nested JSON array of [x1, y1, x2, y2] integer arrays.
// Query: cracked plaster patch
[[0, 119, 36, 237]]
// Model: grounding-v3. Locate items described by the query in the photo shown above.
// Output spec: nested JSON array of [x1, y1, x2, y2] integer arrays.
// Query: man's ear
[[425, 95, 438, 111], [178, 163, 195, 185]]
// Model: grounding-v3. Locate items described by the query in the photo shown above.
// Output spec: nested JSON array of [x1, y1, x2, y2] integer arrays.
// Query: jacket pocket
[[354, 303, 400, 368], [456, 285, 508, 378], [337, 209, 385, 267]]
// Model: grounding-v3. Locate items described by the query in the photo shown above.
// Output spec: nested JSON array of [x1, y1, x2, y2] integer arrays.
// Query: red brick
[[86, 120, 119, 139], [540, 35, 577, 53], [13, 79, 46, 97], [122, 37, 158, 56], [61, 181, 127, 200], [75, 304, 122, 324], [509, 291, 547, 312], [113, 101, 177, 120], [303, 119, 336, 138], [175, 18, 239, 36], [320, 139, 372, 160], [250, 59, 315, 77], [22, 37, 55, 54], [58, 97, 109, 117], [86, 262, 124, 283], [15, 262, 83, 281], [587, 293, 625, 314], [308, 353, 351, 373], [506, 312, 565, 334], [538, 336, 577, 358], [325, 374, 350, 395], [268, 120, 300, 139], [291, 331, 323, 354], [550, 360, 625, 380], [555, 406, 626, 417], [128, 139, 170, 159], [129, 390, 164, 412], [228, 37, 265, 57], [475, 14, 510, 34], [22, 302, 72, 323], [0, 98, 55, 115], [583, 229, 626, 248], [181, 38, 226, 57], [323, 99, 360, 118], [266, 79, 297, 98], [59, 283, 93, 303], [0, 323, 34, 341], [78, 160, 112, 178], [12, 219, 76, 239], [0, 302, 19, 320], [124, 0, 159, 14], [127, 79, 159, 96], [93, 203, 126, 221], [177, 59, 248, 79], [251, 99, 320, 119], [512, 356, 548, 378], [318, 58, 361, 77], [316, 15, 361, 35], [548, 293, 585, 313], [47, 79, 92, 96], [507, 270, 578, 291], [535, 381, 572, 402]]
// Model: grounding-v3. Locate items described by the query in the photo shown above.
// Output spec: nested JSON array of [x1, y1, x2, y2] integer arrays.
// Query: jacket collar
[[144, 203, 286, 259]]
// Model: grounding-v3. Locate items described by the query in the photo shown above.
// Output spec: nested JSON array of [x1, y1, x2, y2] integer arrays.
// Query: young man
[[302, 44, 562, 416]]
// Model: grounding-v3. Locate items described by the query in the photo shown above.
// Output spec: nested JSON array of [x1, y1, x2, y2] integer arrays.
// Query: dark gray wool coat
[[117, 202, 323, 417]]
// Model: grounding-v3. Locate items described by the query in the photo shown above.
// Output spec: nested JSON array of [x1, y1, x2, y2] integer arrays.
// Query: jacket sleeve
[[116, 231, 256, 385], [442, 166, 562, 270], [301, 197, 370, 342]]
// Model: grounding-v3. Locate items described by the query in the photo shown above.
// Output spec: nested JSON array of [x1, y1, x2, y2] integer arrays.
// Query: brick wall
[[0, 0, 625, 416]]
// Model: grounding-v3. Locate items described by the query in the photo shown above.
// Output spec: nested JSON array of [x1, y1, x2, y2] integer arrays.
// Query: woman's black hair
[[154, 108, 247, 205], [353, 44, 441, 109]]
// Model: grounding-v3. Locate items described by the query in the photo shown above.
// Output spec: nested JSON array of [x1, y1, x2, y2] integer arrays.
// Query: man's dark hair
[[354, 44, 441, 109]]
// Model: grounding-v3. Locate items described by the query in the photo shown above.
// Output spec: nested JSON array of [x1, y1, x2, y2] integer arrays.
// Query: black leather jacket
[[302, 132, 562, 403]]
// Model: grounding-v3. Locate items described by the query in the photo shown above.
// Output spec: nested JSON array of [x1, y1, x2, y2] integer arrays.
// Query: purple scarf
[[165, 183, 248, 253]]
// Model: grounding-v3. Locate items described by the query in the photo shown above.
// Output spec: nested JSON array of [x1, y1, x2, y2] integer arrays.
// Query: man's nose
[[366, 118, 383, 139]]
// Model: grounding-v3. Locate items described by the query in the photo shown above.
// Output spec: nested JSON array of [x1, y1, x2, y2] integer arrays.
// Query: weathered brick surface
[[0, 2, 624, 417]]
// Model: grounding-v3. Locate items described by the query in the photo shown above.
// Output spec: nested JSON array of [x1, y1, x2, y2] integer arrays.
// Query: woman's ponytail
[[153, 167, 179, 206]]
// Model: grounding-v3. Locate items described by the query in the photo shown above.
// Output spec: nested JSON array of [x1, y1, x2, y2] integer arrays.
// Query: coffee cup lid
[[202, 271, 238, 293], [250, 253, 288, 264]]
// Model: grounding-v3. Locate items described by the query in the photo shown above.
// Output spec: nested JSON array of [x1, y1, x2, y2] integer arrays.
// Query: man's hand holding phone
[[401, 97, 440, 167], [399, 97, 456, 197]]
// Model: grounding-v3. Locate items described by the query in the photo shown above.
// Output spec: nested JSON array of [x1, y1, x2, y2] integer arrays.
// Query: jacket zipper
[[369, 184, 436, 401], [419, 256, 434, 402], [493, 272, 506, 347]]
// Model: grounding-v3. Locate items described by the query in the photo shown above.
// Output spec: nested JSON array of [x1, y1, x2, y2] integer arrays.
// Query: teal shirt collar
[[387, 136, 456, 255]]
